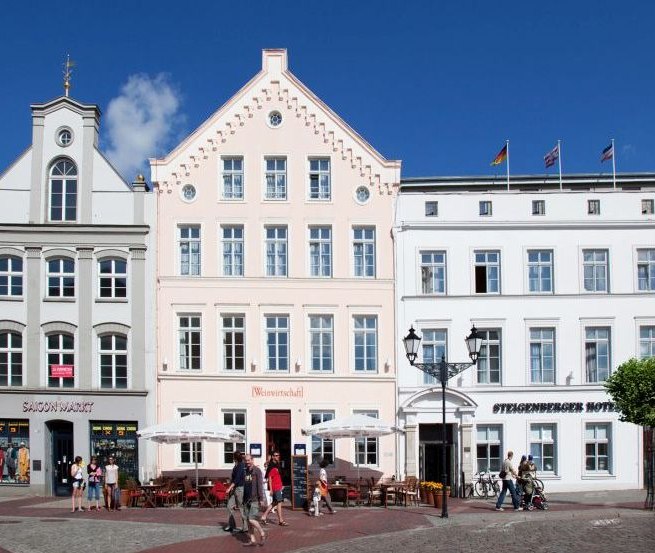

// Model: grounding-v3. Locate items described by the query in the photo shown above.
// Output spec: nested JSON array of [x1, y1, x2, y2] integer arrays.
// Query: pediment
[[151, 50, 400, 196], [401, 387, 478, 411]]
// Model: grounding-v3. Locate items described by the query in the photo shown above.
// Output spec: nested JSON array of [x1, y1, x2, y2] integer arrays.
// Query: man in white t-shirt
[[495, 450, 520, 511]]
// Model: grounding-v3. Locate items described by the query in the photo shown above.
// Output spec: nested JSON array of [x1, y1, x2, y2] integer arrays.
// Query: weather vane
[[63, 54, 75, 97]]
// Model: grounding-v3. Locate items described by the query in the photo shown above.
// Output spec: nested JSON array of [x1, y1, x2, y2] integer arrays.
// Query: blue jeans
[[496, 479, 519, 509], [87, 482, 101, 501]]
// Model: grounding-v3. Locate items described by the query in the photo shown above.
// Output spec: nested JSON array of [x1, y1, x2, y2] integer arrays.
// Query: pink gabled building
[[151, 50, 400, 483]]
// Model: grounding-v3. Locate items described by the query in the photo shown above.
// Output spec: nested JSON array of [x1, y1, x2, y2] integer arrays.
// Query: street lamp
[[403, 325, 483, 518]]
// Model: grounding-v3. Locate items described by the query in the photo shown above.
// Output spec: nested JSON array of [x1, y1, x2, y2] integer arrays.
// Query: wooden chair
[[182, 478, 199, 507], [367, 477, 382, 506], [126, 479, 144, 508], [401, 476, 420, 507]]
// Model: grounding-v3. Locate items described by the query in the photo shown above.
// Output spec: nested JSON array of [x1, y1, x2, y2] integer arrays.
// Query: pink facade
[[151, 50, 400, 481]]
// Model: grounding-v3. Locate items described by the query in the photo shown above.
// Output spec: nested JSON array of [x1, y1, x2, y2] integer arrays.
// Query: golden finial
[[63, 54, 75, 97]]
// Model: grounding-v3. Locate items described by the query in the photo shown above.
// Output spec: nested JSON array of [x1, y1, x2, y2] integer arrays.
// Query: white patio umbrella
[[137, 415, 245, 490], [301, 414, 402, 480]]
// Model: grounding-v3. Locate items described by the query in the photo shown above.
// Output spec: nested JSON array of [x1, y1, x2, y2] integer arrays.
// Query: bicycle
[[472, 471, 501, 498]]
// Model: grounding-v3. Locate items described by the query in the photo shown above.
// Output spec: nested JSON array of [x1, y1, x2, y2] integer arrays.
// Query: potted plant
[[118, 473, 130, 508]]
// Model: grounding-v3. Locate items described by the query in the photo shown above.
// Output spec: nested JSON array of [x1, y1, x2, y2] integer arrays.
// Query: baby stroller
[[520, 475, 549, 511]]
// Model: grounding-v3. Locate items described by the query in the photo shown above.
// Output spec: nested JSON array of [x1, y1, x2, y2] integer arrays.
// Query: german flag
[[491, 144, 508, 166]]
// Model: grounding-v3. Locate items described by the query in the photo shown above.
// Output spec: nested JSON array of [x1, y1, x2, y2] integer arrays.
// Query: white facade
[[395, 174, 653, 492], [0, 96, 156, 495]]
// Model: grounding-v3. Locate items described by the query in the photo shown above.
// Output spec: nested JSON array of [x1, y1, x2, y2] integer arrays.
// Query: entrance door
[[419, 423, 455, 491], [265, 410, 291, 485], [49, 421, 73, 496]]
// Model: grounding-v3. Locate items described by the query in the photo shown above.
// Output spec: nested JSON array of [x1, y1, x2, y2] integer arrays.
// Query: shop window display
[[0, 419, 30, 484], [89, 422, 138, 482]]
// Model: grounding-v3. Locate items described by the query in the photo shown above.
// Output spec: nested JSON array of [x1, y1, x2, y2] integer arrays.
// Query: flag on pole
[[600, 143, 614, 162], [544, 144, 559, 168], [491, 144, 508, 166]]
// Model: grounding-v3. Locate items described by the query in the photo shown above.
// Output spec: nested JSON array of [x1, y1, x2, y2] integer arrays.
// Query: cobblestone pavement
[[0, 490, 650, 553]]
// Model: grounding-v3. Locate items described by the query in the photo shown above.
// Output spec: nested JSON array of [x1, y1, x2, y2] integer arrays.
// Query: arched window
[[0, 256, 23, 297], [99, 334, 128, 389], [49, 159, 77, 222], [0, 331, 23, 386], [47, 258, 75, 297], [47, 333, 74, 388], [98, 258, 127, 298]]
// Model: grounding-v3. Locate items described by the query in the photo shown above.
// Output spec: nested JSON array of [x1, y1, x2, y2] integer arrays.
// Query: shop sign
[[22, 401, 94, 413], [251, 386, 304, 398], [493, 401, 615, 414], [50, 364, 74, 378]]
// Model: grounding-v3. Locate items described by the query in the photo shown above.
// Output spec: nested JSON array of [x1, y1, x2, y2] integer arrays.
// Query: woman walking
[[86, 456, 102, 511], [261, 451, 288, 526], [70, 456, 85, 512], [317, 458, 335, 514]]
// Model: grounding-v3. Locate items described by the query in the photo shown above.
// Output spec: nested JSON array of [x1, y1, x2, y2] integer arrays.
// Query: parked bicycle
[[471, 471, 501, 498]]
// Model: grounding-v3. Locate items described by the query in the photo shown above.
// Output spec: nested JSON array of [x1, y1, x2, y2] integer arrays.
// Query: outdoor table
[[197, 484, 216, 508], [379, 482, 405, 508], [328, 484, 350, 507], [139, 483, 164, 508]]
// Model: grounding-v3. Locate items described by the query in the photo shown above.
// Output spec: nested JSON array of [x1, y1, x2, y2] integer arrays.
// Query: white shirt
[[105, 464, 119, 485]]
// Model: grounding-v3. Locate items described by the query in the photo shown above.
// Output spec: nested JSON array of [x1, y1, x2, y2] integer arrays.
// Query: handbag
[[498, 469, 507, 479]]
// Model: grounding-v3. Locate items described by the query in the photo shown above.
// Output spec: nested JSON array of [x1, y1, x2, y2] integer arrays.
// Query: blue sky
[[2, 0, 653, 179]]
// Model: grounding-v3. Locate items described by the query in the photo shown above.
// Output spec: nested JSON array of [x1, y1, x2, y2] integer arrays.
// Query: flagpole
[[506, 139, 510, 191], [557, 140, 562, 190], [611, 138, 616, 189]]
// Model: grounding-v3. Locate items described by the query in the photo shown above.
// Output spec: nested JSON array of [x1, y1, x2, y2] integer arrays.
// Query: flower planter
[[425, 490, 434, 505]]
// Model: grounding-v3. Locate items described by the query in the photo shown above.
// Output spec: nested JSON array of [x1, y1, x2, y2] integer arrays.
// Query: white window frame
[[637, 248, 655, 291], [179, 409, 203, 465], [265, 226, 288, 277], [46, 257, 75, 298], [264, 157, 287, 200], [309, 315, 334, 372], [425, 201, 438, 217], [222, 410, 246, 465], [584, 326, 611, 383], [477, 329, 501, 384], [532, 200, 546, 215], [178, 314, 202, 371], [353, 409, 379, 466], [221, 314, 245, 371], [584, 422, 611, 474], [308, 158, 331, 200], [474, 250, 500, 294], [527, 249, 553, 293], [587, 199, 601, 215], [309, 226, 332, 278], [420, 251, 446, 294], [0, 330, 23, 387], [641, 199, 654, 215], [353, 315, 378, 372], [98, 333, 128, 389], [221, 157, 244, 200], [639, 325, 655, 359], [529, 328, 555, 384], [479, 200, 492, 216], [221, 225, 244, 277], [476, 424, 503, 473], [353, 226, 376, 278], [582, 249, 609, 293], [265, 315, 289, 372], [310, 411, 334, 465], [179, 225, 201, 276], [0, 255, 23, 297], [49, 158, 78, 222], [530, 423, 557, 474], [98, 258, 127, 299], [46, 332, 75, 389]]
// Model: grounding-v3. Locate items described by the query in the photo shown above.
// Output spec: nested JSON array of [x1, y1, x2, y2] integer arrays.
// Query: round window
[[57, 128, 73, 147], [355, 185, 370, 204], [181, 184, 197, 202], [268, 111, 283, 127]]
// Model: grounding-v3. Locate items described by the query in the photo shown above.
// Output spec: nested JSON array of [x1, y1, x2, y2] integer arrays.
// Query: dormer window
[[49, 159, 77, 222]]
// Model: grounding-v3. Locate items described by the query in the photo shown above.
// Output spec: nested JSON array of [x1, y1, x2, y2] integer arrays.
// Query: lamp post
[[403, 325, 482, 518]]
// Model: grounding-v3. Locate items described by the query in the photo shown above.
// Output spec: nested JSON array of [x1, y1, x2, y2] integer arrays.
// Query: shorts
[[272, 490, 284, 504], [72, 479, 84, 489], [245, 501, 261, 520], [87, 482, 101, 500]]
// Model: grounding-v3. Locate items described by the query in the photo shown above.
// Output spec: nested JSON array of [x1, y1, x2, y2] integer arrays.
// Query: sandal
[[279, 521, 289, 526], [261, 519, 268, 526], [259, 532, 267, 546], [242, 542, 258, 547]]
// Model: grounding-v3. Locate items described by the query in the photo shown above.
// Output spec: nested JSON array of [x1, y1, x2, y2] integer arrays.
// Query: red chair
[[183, 479, 199, 507], [211, 481, 227, 506]]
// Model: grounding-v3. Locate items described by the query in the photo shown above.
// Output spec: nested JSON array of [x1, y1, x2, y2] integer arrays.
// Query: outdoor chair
[[182, 478, 199, 507], [211, 481, 227, 507]]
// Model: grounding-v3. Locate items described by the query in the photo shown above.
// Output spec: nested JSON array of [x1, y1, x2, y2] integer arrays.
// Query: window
[[222, 157, 244, 200], [310, 411, 334, 464], [178, 315, 201, 370], [588, 199, 600, 215], [309, 227, 332, 277], [474, 251, 500, 294], [530, 424, 556, 473], [49, 159, 77, 221], [47, 258, 75, 297], [477, 329, 501, 384], [641, 199, 654, 215], [529, 328, 555, 384], [353, 227, 376, 278], [310, 315, 333, 372], [179, 409, 203, 464], [0, 331, 22, 386], [223, 410, 246, 464], [98, 259, 127, 298], [425, 201, 438, 217], [532, 200, 545, 215], [268, 111, 283, 127], [99, 334, 128, 389], [637, 249, 655, 291], [309, 158, 331, 200], [639, 326, 655, 359], [57, 128, 73, 147], [222, 315, 245, 371], [222, 226, 244, 277], [266, 315, 289, 371], [354, 315, 377, 372], [0, 256, 23, 297], [421, 329, 446, 385], [585, 327, 610, 382], [583, 249, 608, 292], [585, 423, 611, 472], [476, 425, 502, 472], [479, 201, 492, 216], [179, 226, 201, 276], [265, 157, 287, 200], [265, 226, 288, 276], [354, 410, 378, 465], [47, 333, 74, 388], [527, 250, 553, 293], [420, 251, 446, 294]]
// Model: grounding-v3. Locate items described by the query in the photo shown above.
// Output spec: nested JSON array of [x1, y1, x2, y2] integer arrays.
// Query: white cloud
[[105, 73, 183, 180]]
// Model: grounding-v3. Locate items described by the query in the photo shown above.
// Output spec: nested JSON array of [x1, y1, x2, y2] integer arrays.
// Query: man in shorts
[[242, 454, 266, 546]]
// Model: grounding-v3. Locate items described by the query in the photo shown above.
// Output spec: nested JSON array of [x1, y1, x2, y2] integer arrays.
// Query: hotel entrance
[[418, 423, 456, 490], [265, 410, 291, 485]]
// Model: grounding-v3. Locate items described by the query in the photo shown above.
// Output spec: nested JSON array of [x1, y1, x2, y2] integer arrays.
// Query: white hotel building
[[394, 173, 654, 492]]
